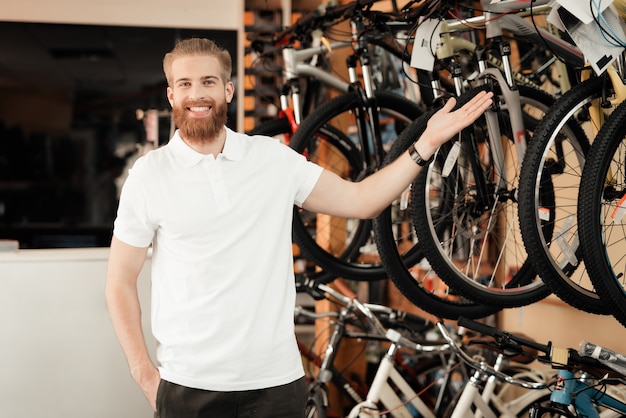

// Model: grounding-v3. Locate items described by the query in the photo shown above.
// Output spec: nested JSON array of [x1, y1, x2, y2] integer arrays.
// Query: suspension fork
[[348, 15, 385, 170], [476, 37, 528, 192]]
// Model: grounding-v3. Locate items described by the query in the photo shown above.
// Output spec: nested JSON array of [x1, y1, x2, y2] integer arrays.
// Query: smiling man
[[105, 38, 492, 418]]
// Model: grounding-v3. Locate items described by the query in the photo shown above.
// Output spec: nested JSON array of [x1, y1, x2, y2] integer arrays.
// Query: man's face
[[167, 55, 234, 142]]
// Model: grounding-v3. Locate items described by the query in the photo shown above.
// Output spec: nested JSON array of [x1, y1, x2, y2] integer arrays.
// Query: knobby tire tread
[[518, 77, 605, 314], [578, 99, 626, 326]]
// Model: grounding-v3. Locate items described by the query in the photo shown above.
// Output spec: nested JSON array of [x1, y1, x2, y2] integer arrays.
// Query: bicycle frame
[[449, 352, 552, 418], [346, 328, 451, 418], [298, 278, 459, 417], [417, 0, 566, 287], [529, 369, 626, 417], [281, 39, 353, 125], [429, 1, 583, 91], [264, 19, 407, 175], [445, 0, 581, 162]]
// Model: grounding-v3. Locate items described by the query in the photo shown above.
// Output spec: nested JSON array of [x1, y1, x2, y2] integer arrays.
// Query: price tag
[[410, 18, 441, 71]]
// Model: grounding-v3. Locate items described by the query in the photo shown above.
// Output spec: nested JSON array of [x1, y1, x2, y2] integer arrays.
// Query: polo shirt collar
[[169, 127, 243, 168]]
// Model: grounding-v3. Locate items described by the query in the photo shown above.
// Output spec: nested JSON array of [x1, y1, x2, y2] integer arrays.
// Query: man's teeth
[[189, 106, 210, 112]]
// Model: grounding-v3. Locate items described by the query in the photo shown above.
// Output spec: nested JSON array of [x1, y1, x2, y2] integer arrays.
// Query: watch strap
[[409, 144, 433, 166]]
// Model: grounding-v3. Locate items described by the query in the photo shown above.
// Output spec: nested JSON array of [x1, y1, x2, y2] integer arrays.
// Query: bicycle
[[439, 317, 626, 417], [517, 2, 626, 314], [247, 0, 577, 286], [577, 96, 626, 328], [368, 0, 590, 316], [296, 276, 466, 417]]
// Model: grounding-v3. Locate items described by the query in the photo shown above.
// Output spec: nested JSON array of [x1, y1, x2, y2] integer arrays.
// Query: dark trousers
[[154, 377, 308, 418]]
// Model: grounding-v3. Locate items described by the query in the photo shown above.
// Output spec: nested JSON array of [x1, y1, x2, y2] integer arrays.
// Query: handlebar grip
[[458, 316, 551, 354], [458, 316, 498, 336]]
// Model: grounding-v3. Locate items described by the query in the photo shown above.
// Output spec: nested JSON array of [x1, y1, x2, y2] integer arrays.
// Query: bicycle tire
[[289, 89, 424, 282], [374, 104, 501, 319], [410, 83, 554, 308], [578, 99, 626, 327], [247, 116, 292, 140], [518, 76, 611, 314]]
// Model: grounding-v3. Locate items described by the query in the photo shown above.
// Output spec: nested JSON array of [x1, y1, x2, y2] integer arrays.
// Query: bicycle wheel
[[374, 105, 501, 319], [410, 83, 554, 308], [289, 89, 424, 282], [578, 99, 626, 327], [305, 382, 328, 418], [518, 76, 613, 314]]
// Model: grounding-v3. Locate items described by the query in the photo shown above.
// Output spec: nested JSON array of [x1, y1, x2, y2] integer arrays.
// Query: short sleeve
[[288, 149, 323, 207], [113, 166, 157, 248]]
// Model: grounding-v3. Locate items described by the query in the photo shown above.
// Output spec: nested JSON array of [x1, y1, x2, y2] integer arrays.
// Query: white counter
[[0, 247, 155, 418]]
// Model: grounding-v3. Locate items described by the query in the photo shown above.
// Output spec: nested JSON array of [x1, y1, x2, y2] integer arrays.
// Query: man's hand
[[420, 90, 494, 154], [131, 363, 161, 411]]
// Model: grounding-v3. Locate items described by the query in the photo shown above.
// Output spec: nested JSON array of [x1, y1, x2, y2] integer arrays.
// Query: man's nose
[[188, 84, 205, 100]]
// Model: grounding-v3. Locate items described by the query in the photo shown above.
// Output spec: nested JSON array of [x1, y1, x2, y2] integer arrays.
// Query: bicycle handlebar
[[455, 316, 626, 380], [247, 0, 439, 54], [386, 328, 450, 353], [436, 321, 548, 390], [458, 316, 551, 355]]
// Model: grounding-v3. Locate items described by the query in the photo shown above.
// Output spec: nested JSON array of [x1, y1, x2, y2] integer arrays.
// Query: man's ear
[[225, 81, 235, 104], [166, 86, 174, 107]]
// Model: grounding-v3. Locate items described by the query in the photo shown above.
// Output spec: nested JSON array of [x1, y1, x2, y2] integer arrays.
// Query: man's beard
[[172, 99, 228, 144]]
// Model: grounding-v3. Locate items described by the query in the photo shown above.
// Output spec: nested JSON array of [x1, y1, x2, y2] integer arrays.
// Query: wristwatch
[[409, 143, 433, 166]]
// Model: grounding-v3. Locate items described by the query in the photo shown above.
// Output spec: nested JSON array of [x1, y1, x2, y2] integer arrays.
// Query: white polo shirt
[[113, 128, 323, 391]]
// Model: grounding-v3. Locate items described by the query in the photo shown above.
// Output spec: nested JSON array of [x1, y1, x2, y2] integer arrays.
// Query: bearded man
[[105, 37, 493, 418]]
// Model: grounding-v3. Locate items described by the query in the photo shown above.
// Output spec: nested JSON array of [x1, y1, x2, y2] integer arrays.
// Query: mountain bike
[[248, 0, 427, 282], [371, 0, 588, 314], [517, 4, 626, 314]]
